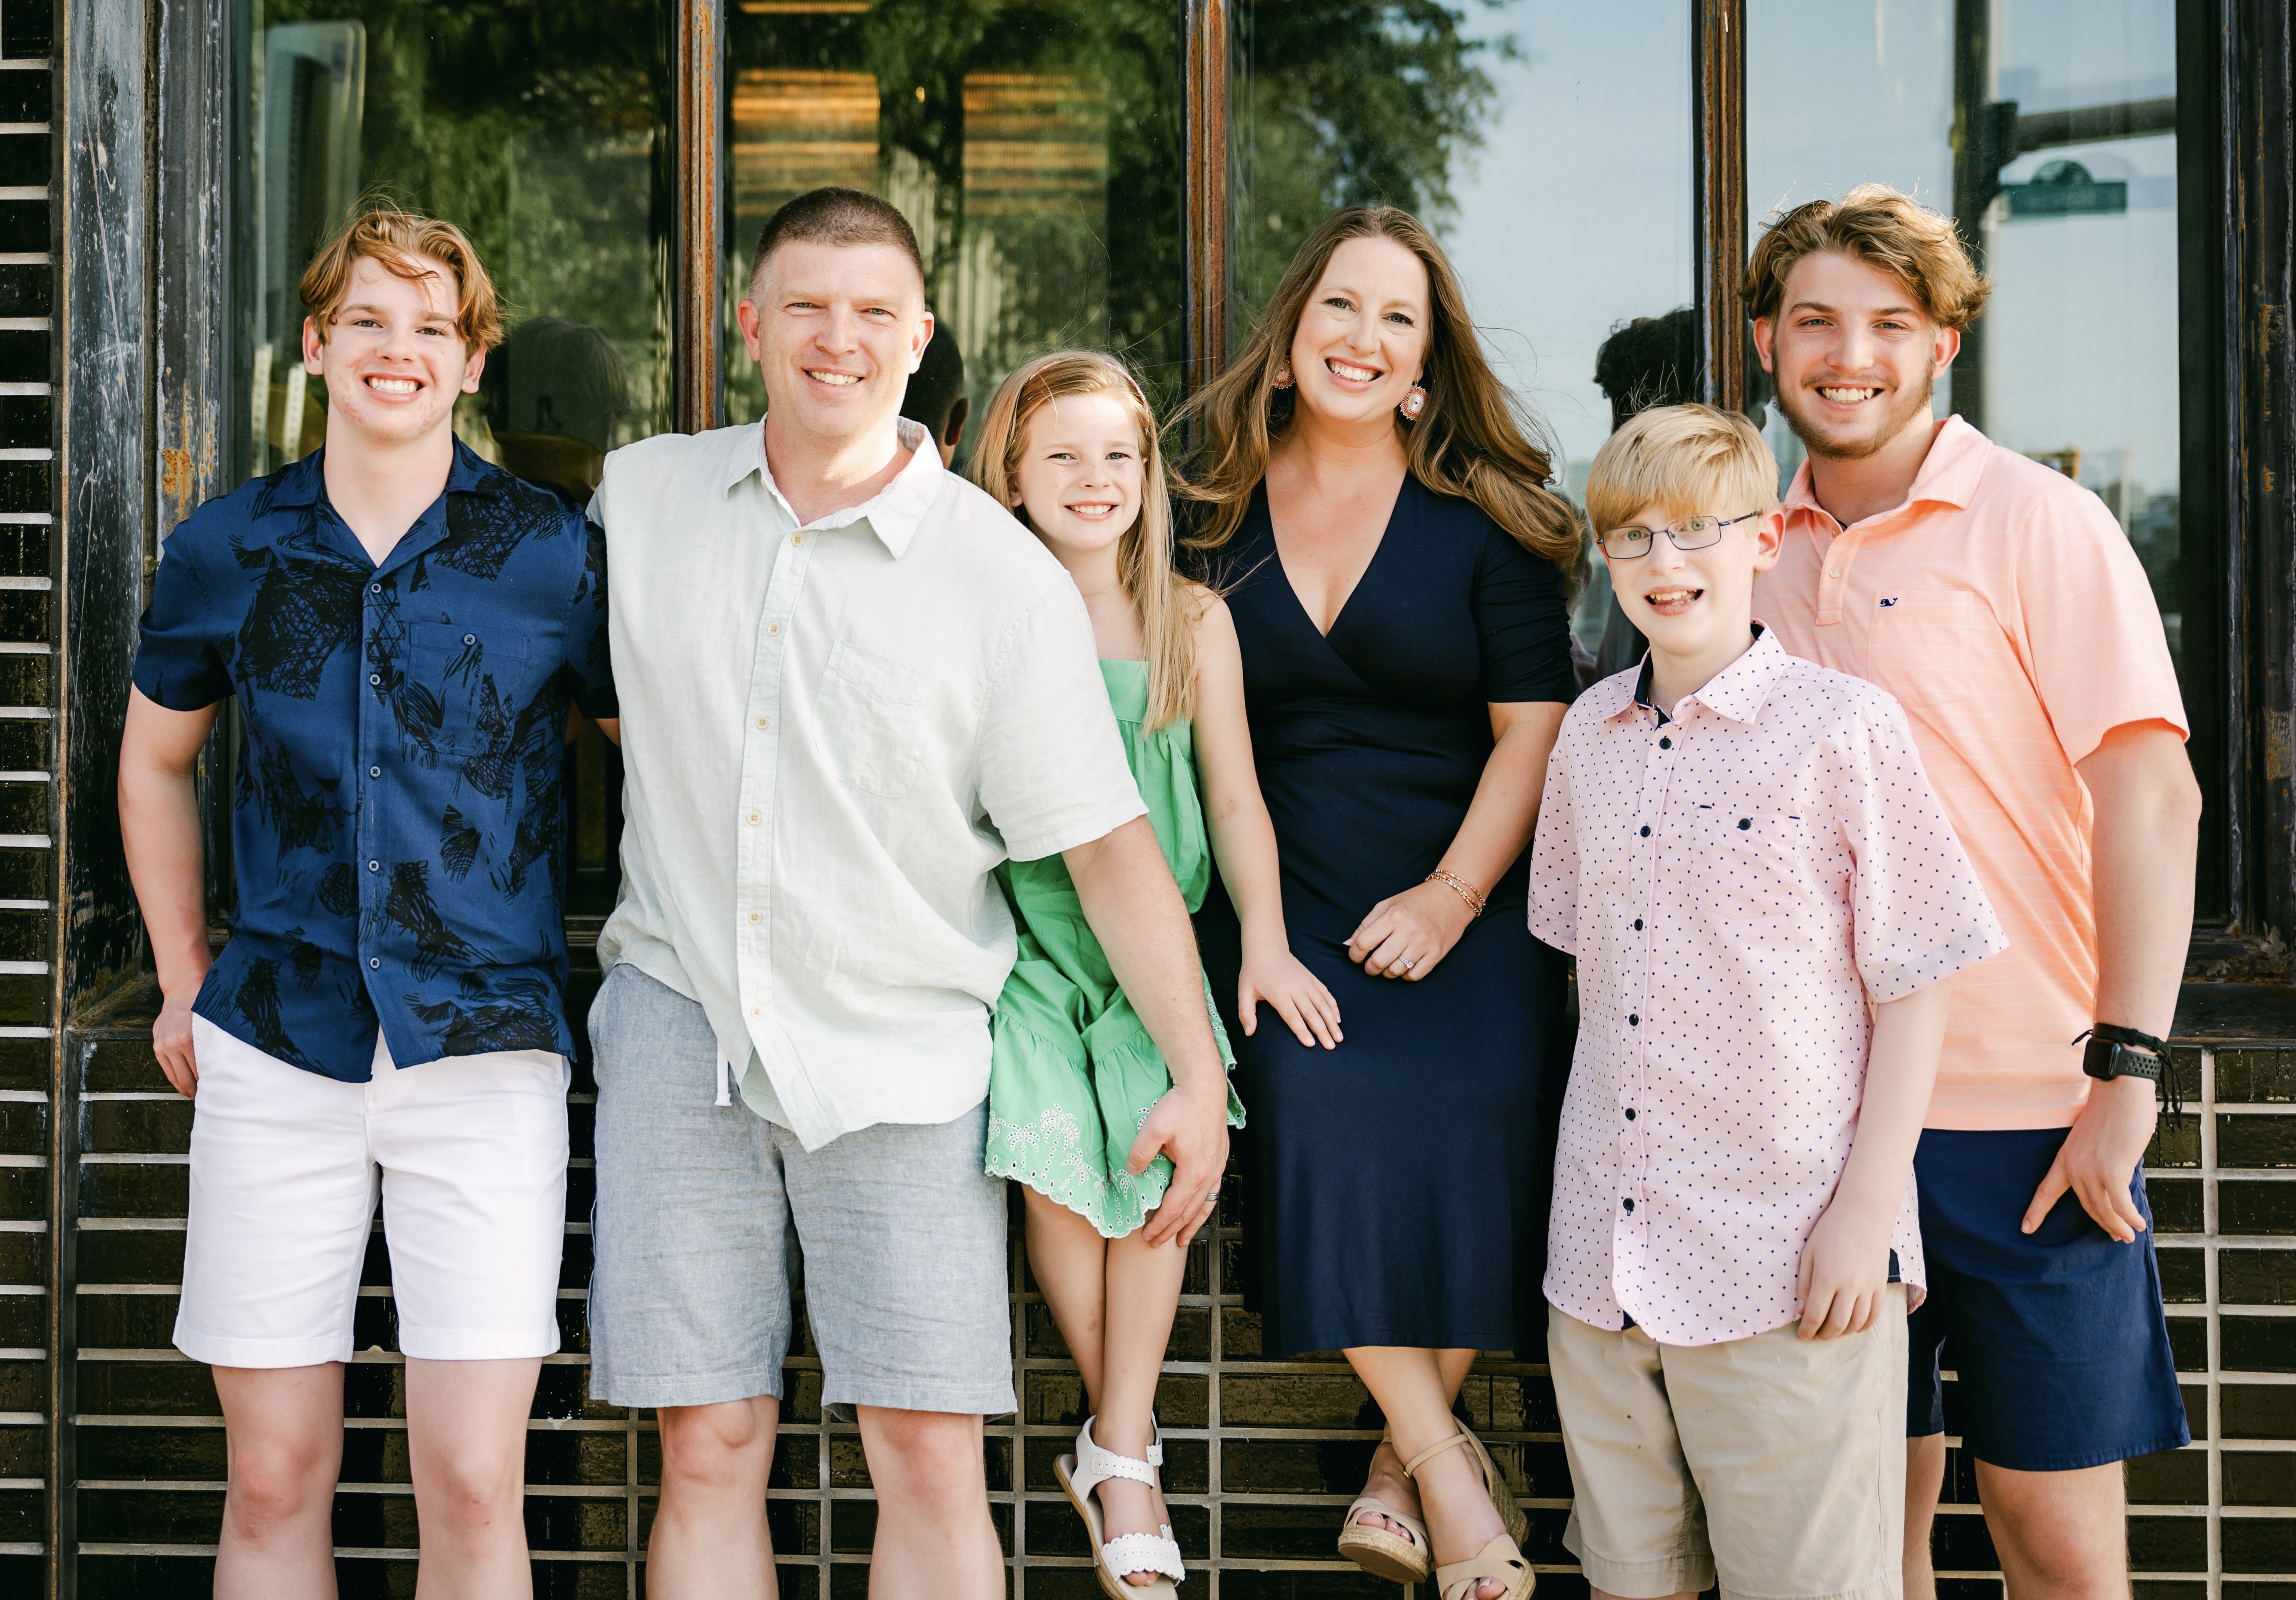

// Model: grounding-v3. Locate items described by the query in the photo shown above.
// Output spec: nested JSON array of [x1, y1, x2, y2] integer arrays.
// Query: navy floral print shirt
[[132, 440, 617, 1082]]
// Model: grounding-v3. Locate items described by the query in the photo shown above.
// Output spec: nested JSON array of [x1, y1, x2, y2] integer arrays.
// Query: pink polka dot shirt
[[1530, 627, 2006, 1346]]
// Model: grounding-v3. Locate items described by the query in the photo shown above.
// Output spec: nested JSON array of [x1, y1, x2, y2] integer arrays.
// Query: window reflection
[[1746, 1, 2182, 672], [722, 2, 1184, 454], [1228, 0, 1692, 676], [232, 0, 670, 914]]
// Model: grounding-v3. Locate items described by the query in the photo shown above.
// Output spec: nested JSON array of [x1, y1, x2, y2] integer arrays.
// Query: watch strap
[[2074, 1025, 2185, 1124]]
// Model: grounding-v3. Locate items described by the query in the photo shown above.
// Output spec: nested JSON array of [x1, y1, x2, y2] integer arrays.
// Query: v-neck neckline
[[1262, 471, 1409, 641]]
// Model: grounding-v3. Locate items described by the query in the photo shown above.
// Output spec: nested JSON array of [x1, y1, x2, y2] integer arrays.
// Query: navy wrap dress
[[1197, 475, 1579, 1358]]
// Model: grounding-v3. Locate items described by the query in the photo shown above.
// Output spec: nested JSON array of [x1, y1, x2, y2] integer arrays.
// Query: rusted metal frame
[[2225, 0, 2296, 937], [673, 0, 724, 434], [1690, 0, 1745, 411], [1183, 0, 1230, 393]]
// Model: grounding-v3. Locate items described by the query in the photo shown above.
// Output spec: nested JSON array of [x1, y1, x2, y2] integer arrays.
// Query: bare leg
[[1023, 1188, 1187, 1585], [1905, 1433, 1946, 1600], [1345, 1346, 1508, 1600], [858, 1407, 1002, 1599], [404, 1357, 542, 1599], [1356, 1346, 1479, 1539], [1973, 1460, 2128, 1600], [213, 1364, 346, 1600], [648, 1397, 778, 1599]]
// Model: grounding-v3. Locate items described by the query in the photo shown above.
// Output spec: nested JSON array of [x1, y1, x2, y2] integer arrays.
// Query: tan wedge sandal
[[1402, 1424, 1534, 1599], [1335, 1431, 1433, 1584]]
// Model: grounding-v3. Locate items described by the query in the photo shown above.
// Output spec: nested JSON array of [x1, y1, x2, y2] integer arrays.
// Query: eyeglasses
[[1595, 511, 1763, 558]]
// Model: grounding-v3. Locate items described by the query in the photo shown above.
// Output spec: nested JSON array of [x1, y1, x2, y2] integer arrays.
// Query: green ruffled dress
[[986, 658, 1245, 1238]]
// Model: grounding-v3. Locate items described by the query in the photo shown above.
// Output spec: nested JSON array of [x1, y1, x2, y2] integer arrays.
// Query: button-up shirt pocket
[[1863, 588, 1982, 705], [1696, 802, 1814, 919], [407, 622, 534, 766], [816, 638, 934, 798]]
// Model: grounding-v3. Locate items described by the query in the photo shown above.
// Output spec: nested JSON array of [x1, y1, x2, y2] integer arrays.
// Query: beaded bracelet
[[1425, 869, 1487, 918]]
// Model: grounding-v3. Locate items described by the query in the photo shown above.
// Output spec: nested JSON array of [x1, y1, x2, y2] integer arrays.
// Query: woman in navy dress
[[1181, 208, 1578, 1600]]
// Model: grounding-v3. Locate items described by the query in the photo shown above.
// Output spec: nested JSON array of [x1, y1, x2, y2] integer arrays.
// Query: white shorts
[[173, 1014, 570, 1368]]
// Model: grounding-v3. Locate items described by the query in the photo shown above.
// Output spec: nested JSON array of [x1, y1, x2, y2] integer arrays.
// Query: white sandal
[[1054, 1415, 1186, 1597]]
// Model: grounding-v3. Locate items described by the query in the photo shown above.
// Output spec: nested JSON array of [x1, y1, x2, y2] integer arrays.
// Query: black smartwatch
[[2075, 1024, 2183, 1122]]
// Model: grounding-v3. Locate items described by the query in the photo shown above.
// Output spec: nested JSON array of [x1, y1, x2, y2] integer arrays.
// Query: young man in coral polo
[[1749, 185, 2200, 1599]]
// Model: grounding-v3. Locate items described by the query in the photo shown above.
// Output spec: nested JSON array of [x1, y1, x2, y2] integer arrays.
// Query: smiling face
[[740, 239, 930, 448], [1010, 390, 1144, 562], [302, 252, 483, 447], [1755, 249, 1960, 461], [1605, 500, 1783, 671], [1286, 234, 1431, 429]]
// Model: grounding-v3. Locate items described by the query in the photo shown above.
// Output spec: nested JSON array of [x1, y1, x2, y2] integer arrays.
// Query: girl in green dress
[[969, 351, 1340, 1595]]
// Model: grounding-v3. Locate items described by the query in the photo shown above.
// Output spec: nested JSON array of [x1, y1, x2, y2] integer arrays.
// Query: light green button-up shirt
[[593, 418, 1145, 1150]]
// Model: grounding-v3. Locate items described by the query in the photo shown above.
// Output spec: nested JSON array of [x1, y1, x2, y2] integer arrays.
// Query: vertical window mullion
[[1693, 0, 1746, 411], [1184, 0, 1232, 393], [675, 0, 725, 435]]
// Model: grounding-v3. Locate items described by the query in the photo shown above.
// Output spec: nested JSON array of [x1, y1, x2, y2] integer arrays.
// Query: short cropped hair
[[1743, 183, 1990, 332], [300, 205, 502, 349], [749, 186, 925, 297], [1585, 403, 1780, 539]]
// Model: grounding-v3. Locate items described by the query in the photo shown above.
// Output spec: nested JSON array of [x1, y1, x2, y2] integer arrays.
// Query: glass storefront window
[[721, 1, 1185, 455], [230, 0, 672, 913], [1228, 0, 1692, 665], [1747, 1, 2181, 667]]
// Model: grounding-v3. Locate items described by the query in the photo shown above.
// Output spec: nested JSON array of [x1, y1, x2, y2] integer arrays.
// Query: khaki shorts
[[1547, 1293, 1907, 1600]]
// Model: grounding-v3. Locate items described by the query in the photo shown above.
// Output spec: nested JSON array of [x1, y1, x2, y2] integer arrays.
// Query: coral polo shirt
[[1755, 416, 2189, 1130]]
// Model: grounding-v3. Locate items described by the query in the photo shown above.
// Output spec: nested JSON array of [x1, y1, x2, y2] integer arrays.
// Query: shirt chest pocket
[[1690, 803, 1812, 913], [1862, 588, 1985, 706], [816, 639, 933, 798], [403, 624, 534, 762]]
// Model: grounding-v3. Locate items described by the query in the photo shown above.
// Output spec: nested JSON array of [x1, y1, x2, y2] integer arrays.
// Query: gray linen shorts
[[586, 964, 1016, 1417]]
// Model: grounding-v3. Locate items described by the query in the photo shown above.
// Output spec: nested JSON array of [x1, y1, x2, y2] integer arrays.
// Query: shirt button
[[792, 534, 805, 546], [1658, 737, 1671, 749], [1625, 1108, 1637, 1120], [370, 674, 382, 686], [767, 623, 781, 635], [368, 958, 381, 970], [1639, 825, 1651, 838], [463, 633, 475, 645], [755, 716, 769, 729], [369, 766, 381, 778], [1628, 1014, 1639, 1026], [1738, 818, 1752, 831], [1827, 567, 1841, 578], [748, 911, 761, 923], [748, 812, 761, 824], [1633, 918, 1643, 931], [1623, 1198, 1636, 1213], [368, 860, 379, 872], [370, 583, 381, 595], [751, 1007, 762, 1018]]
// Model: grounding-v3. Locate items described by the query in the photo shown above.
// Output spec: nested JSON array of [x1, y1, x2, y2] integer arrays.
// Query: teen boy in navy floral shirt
[[118, 209, 615, 1595]]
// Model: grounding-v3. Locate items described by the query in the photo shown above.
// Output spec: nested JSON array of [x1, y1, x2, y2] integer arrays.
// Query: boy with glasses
[[1531, 402, 2003, 1600]]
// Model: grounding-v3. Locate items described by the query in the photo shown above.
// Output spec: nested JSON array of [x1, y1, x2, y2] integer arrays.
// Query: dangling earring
[[1399, 382, 1428, 422], [1272, 361, 1295, 390]]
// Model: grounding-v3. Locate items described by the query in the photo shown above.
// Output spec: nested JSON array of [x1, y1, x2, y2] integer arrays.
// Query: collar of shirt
[[266, 438, 514, 574], [1600, 623, 1784, 729], [722, 416, 942, 557], [1780, 414, 1988, 538]]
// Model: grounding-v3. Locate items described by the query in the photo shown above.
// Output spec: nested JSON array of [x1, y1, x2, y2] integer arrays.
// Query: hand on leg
[[213, 1363, 346, 1600], [1973, 1459, 2129, 1600], [649, 1397, 779, 1599], [404, 1356, 543, 1599], [858, 1407, 1002, 1600]]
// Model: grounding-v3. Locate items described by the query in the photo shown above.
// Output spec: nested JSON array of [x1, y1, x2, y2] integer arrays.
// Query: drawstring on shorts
[[714, 1047, 732, 1108]]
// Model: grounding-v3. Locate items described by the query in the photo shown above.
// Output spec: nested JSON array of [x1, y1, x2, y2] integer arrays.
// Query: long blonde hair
[[969, 350, 1197, 730], [1174, 206, 1580, 574]]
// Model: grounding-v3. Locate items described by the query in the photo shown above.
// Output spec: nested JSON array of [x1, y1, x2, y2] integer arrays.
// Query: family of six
[[117, 175, 2197, 1600]]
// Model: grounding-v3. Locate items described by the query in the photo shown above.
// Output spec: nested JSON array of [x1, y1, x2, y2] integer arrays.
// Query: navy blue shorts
[[1907, 1127, 2189, 1471]]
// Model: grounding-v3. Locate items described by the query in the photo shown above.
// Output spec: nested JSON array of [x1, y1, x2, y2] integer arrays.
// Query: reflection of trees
[[727, 1, 1184, 428], [268, 0, 669, 439], [1230, 1, 1506, 319]]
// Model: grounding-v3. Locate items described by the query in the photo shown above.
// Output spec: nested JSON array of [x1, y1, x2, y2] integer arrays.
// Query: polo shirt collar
[[732, 416, 943, 560], [1781, 413, 1988, 529], [1606, 623, 1785, 726]]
